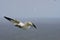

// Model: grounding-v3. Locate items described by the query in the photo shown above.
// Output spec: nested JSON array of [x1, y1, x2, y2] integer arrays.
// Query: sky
[[0, 0, 60, 18], [0, 0, 60, 40]]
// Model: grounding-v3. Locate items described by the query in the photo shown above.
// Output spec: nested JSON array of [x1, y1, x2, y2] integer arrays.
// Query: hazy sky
[[0, 0, 60, 18]]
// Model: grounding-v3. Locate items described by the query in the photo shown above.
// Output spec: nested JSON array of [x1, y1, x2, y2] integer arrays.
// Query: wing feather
[[4, 16, 20, 24]]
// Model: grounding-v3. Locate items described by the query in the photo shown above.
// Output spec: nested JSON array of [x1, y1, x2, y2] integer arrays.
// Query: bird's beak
[[32, 23, 37, 29]]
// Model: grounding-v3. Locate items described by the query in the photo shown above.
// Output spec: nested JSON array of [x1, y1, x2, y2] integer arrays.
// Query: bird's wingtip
[[4, 16, 6, 18], [4, 16, 13, 21], [32, 23, 37, 29], [4, 16, 8, 18]]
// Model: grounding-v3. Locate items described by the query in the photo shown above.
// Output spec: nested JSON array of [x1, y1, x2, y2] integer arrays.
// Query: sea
[[0, 18, 60, 40]]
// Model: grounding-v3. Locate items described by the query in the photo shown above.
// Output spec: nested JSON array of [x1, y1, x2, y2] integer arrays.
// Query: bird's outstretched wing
[[32, 23, 37, 29], [4, 16, 20, 24]]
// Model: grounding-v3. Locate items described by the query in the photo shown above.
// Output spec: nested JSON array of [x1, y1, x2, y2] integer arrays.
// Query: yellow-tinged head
[[28, 22, 32, 25], [26, 22, 37, 29]]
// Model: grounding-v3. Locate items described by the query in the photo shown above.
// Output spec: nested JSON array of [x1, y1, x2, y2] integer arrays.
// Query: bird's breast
[[18, 22, 24, 26]]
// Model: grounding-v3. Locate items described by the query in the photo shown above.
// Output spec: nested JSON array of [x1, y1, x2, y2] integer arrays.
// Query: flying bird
[[4, 16, 37, 30]]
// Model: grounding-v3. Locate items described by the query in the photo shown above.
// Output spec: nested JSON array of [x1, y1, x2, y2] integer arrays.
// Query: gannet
[[4, 16, 37, 30]]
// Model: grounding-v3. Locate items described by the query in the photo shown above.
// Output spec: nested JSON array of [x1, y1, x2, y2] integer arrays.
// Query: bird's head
[[28, 22, 32, 25], [27, 22, 37, 29]]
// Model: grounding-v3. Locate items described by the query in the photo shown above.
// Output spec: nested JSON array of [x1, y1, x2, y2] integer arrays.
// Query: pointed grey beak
[[32, 23, 37, 29], [4, 16, 13, 21]]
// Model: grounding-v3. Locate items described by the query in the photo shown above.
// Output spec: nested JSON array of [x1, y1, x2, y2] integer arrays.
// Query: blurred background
[[0, 0, 60, 40]]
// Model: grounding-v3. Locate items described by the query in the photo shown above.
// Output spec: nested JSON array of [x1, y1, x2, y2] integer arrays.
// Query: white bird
[[4, 16, 37, 30]]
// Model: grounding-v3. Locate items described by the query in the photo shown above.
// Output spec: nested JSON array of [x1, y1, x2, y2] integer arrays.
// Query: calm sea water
[[0, 18, 60, 40]]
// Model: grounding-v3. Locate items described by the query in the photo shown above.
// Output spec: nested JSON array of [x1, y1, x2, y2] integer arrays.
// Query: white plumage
[[18, 22, 24, 26], [4, 16, 37, 30]]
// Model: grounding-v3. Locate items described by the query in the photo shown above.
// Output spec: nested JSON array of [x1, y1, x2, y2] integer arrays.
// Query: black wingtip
[[4, 16, 13, 21], [4, 16, 6, 18], [32, 23, 37, 29]]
